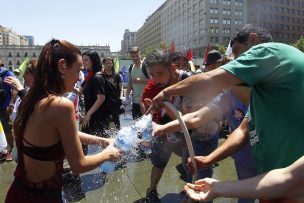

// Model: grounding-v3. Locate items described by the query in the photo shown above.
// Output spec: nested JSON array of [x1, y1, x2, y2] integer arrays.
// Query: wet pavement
[[0, 113, 239, 203]]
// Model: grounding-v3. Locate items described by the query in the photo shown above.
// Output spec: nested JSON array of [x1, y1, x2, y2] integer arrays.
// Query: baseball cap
[[204, 50, 223, 66]]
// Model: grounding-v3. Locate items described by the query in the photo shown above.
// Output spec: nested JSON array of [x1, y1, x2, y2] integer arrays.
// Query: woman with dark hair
[[80, 50, 110, 136], [102, 57, 123, 129], [5, 39, 121, 203]]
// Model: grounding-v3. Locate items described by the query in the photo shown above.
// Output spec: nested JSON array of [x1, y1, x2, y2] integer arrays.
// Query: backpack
[[0, 70, 9, 108], [128, 63, 149, 79]]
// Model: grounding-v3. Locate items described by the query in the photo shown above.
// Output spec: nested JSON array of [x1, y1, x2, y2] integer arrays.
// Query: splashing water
[[99, 115, 153, 173]]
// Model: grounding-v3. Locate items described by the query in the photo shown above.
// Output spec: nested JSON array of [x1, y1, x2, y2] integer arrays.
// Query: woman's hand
[[82, 114, 91, 128], [102, 145, 122, 162], [184, 178, 219, 202], [106, 138, 115, 147], [4, 76, 23, 92]]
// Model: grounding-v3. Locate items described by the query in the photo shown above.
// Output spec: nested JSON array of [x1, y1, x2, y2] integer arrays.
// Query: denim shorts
[[151, 134, 185, 169], [182, 135, 219, 183]]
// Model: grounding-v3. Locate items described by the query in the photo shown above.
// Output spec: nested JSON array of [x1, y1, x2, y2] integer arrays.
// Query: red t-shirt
[[141, 80, 164, 123]]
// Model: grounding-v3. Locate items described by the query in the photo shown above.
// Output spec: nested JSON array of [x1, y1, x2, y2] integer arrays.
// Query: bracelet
[[17, 89, 27, 98]]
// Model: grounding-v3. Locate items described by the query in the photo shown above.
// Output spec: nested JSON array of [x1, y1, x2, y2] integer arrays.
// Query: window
[[235, 20, 242, 25], [17, 61, 20, 65], [223, 9, 231, 15], [33, 52, 36, 57], [223, 0, 231, 5], [9, 61, 12, 65], [235, 11, 243, 16], [210, 0, 217, 4], [16, 52, 20, 57], [223, 19, 231, 24], [235, 0, 243, 6], [223, 28, 231, 34], [210, 8, 218, 14], [210, 18, 219, 23]]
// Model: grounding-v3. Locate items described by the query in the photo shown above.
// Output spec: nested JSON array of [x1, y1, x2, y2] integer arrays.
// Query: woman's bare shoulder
[[38, 95, 74, 114]]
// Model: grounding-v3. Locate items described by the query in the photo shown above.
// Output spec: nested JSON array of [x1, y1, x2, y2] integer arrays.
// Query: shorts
[[151, 134, 185, 169], [182, 135, 219, 183]]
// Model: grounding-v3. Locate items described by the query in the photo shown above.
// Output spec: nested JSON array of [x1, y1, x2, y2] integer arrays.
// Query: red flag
[[187, 49, 193, 61], [203, 44, 210, 65], [170, 40, 175, 54]]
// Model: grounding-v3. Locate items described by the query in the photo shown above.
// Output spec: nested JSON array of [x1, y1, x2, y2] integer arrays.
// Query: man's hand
[[146, 90, 169, 114], [188, 156, 213, 174], [184, 178, 219, 202], [152, 122, 166, 137]]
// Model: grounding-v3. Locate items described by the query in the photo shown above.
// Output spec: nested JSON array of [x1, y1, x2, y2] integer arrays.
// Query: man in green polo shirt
[[147, 24, 304, 201]]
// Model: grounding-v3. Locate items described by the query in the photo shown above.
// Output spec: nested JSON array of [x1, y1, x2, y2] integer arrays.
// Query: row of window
[[210, 8, 243, 16], [260, 14, 304, 24], [7, 52, 36, 57], [273, 0, 303, 7], [259, 4, 304, 15], [210, 18, 242, 25], [210, 0, 243, 6]]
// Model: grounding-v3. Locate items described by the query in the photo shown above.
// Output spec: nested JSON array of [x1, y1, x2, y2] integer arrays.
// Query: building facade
[[0, 26, 22, 46], [136, 0, 303, 57], [0, 44, 110, 68], [136, 0, 247, 57], [247, 0, 304, 43], [136, 7, 162, 54], [121, 29, 137, 57], [23, 35, 35, 46]]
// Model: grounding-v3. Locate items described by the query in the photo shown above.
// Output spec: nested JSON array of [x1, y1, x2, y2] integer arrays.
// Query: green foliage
[[215, 44, 227, 55], [143, 46, 155, 58], [291, 36, 304, 52]]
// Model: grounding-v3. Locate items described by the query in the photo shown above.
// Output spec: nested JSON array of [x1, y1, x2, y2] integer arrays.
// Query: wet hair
[[82, 50, 102, 74], [145, 50, 172, 69], [14, 39, 81, 138], [102, 57, 115, 72], [231, 24, 273, 47]]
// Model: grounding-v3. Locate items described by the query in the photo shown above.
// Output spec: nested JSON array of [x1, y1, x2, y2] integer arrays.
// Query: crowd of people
[[0, 23, 303, 203]]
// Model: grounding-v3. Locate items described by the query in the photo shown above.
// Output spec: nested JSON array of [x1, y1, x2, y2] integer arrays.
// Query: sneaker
[[6, 151, 12, 161], [146, 188, 160, 203]]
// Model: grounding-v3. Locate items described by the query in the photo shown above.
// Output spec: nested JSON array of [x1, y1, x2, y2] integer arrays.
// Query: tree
[[291, 36, 304, 52], [215, 44, 227, 55]]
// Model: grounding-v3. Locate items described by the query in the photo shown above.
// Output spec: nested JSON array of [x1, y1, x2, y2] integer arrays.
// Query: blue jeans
[[232, 142, 257, 203], [182, 135, 219, 203]]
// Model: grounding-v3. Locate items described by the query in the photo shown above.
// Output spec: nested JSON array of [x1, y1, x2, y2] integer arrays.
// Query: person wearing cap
[[126, 47, 150, 119], [204, 50, 223, 72]]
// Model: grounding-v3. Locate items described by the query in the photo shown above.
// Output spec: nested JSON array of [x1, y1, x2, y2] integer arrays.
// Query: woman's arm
[[82, 94, 105, 127], [78, 131, 113, 148], [119, 82, 124, 98], [56, 99, 121, 174]]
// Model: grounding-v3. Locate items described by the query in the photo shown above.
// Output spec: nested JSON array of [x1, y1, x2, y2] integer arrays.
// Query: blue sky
[[0, 0, 165, 51]]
